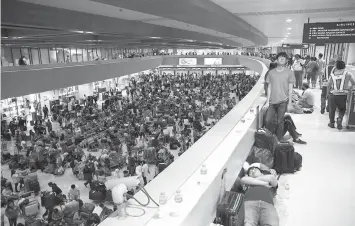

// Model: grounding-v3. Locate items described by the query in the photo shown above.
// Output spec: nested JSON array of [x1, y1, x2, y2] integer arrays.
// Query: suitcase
[[273, 143, 295, 174], [23, 199, 40, 217], [216, 191, 245, 226]]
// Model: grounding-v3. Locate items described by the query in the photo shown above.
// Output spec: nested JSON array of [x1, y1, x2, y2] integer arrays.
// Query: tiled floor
[[275, 88, 355, 226]]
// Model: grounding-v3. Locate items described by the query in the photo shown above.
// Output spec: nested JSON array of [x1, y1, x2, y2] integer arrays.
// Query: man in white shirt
[[135, 161, 143, 185], [141, 161, 149, 185], [298, 83, 315, 108]]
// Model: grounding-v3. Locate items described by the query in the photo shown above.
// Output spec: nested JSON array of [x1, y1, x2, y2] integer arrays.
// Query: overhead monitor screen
[[178, 58, 197, 65], [302, 21, 355, 44], [204, 58, 222, 65]]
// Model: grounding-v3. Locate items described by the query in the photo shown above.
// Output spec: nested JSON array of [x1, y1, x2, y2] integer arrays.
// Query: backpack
[[294, 152, 303, 171], [273, 143, 295, 174], [251, 146, 274, 169], [254, 128, 279, 153]]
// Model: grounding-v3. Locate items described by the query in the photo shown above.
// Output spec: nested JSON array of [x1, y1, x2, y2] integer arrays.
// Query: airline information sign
[[303, 22, 355, 44]]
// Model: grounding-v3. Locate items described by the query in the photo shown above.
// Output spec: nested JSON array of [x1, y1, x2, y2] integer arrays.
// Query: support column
[[346, 43, 355, 65]]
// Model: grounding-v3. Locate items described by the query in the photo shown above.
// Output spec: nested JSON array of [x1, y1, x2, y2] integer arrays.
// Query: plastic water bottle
[[174, 190, 183, 203], [200, 164, 207, 175], [284, 182, 290, 199], [159, 192, 167, 205]]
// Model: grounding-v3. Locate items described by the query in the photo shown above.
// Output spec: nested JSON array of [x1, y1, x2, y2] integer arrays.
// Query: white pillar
[[346, 43, 355, 65]]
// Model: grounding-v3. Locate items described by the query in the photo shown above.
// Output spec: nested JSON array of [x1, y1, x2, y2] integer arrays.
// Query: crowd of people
[[1, 70, 259, 226]]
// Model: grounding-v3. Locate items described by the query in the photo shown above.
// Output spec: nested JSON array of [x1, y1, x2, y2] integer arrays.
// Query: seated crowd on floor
[[1, 70, 259, 226]]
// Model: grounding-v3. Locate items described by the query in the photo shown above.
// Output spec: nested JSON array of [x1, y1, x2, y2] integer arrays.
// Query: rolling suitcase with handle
[[216, 191, 245, 226]]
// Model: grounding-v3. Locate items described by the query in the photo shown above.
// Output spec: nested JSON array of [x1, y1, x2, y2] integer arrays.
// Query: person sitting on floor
[[241, 164, 279, 226], [297, 82, 314, 109]]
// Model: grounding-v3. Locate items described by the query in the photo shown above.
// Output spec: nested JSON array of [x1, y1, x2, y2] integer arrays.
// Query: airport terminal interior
[[1, 0, 355, 226]]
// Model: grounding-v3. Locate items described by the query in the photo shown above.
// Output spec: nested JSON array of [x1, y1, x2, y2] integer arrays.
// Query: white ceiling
[[212, 0, 355, 46]]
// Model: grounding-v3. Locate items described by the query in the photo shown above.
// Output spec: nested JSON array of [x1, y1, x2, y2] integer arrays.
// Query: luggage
[[90, 181, 106, 192], [22, 198, 40, 217], [81, 203, 95, 219], [216, 191, 245, 226], [89, 190, 106, 201], [254, 128, 279, 152], [9, 161, 19, 170], [273, 143, 295, 174], [63, 200, 80, 218], [143, 147, 157, 164], [44, 163, 56, 174], [251, 146, 274, 169], [54, 166, 65, 176], [41, 191, 56, 209], [294, 152, 303, 171], [158, 163, 167, 172], [26, 180, 41, 194]]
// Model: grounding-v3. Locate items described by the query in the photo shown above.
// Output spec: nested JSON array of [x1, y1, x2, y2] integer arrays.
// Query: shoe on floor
[[336, 117, 343, 130], [293, 138, 307, 144], [328, 123, 335, 128], [321, 108, 325, 114]]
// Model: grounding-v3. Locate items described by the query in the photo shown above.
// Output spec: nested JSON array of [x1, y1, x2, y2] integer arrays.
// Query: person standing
[[320, 59, 336, 114], [264, 52, 295, 140], [43, 105, 49, 119], [326, 60, 355, 130], [306, 57, 319, 88], [292, 54, 304, 89], [317, 53, 326, 87], [141, 160, 149, 185], [5, 200, 19, 226]]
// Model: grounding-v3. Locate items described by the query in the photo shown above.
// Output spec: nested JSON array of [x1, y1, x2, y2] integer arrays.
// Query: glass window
[[108, 48, 112, 60], [82, 48, 88, 61], [31, 48, 40, 65], [21, 48, 31, 65], [77, 48, 83, 62], [40, 48, 50, 64], [96, 48, 102, 59], [12, 48, 22, 66], [56, 48, 65, 63], [1, 47, 14, 66], [63, 48, 71, 63], [87, 48, 94, 61], [70, 48, 77, 62], [49, 48, 57, 63]]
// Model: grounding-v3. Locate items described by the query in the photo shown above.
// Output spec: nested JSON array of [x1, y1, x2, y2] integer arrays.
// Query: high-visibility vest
[[330, 68, 348, 95]]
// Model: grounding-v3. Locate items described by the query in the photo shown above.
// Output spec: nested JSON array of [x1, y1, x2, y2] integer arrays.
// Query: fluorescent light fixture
[[150, 37, 161, 39], [287, 32, 291, 35], [286, 19, 292, 23], [85, 31, 94, 34], [287, 27, 292, 30], [3, 37, 8, 39], [72, 30, 84, 34]]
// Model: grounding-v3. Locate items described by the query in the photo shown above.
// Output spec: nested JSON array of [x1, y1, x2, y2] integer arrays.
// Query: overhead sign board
[[178, 58, 197, 66], [302, 21, 355, 44], [282, 44, 309, 49]]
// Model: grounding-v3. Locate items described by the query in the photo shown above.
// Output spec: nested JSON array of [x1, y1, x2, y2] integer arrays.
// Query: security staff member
[[327, 60, 355, 130]]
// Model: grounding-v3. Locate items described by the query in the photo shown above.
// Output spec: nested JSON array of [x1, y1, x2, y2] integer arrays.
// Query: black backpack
[[274, 143, 303, 174]]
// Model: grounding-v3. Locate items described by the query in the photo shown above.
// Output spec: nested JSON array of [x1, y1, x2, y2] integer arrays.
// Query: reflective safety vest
[[330, 68, 348, 95]]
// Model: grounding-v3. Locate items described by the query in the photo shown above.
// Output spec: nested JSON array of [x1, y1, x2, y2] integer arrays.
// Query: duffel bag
[[89, 190, 105, 201], [81, 202, 95, 216], [63, 200, 80, 218], [54, 166, 65, 176]]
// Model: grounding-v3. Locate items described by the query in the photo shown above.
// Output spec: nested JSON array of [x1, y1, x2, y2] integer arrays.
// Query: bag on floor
[[216, 191, 245, 226], [294, 152, 303, 171], [89, 190, 106, 201], [254, 128, 279, 153], [22, 198, 40, 217], [44, 163, 56, 174], [251, 146, 274, 169], [27, 180, 41, 194], [54, 166, 65, 176], [63, 200, 80, 218], [80, 203, 95, 219], [273, 143, 295, 174]]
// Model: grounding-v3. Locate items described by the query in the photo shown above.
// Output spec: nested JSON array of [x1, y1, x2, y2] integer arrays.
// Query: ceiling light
[[287, 27, 292, 30], [85, 31, 94, 34], [2, 37, 8, 39], [150, 37, 161, 39], [286, 19, 292, 23], [72, 30, 84, 34]]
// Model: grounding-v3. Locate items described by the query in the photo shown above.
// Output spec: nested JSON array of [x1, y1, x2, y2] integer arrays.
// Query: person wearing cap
[[241, 164, 279, 226], [326, 60, 355, 129]]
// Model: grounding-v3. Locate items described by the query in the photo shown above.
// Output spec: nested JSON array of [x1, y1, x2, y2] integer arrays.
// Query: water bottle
[[284, 182, 290, 199], [174, 190, 183, 203], [159, 192, 167, 205], [200, 164, 207, 175]]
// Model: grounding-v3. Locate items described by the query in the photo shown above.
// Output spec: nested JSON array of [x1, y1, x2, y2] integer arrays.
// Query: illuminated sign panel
[[178, 58, 197, 65], [204, 58, 222, 65], [303, 22, 355, 44]]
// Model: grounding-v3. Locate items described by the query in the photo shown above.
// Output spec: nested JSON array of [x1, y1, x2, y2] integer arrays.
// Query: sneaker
[[321, 108, 325, 114], [336, 117, 343, 130], [328, 123, 335, 128], [293, 138, 307, 144]]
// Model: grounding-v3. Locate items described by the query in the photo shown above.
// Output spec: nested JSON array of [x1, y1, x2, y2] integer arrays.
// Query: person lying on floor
[[263, 106, 307, 144], [241, 163, 279, 226]]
